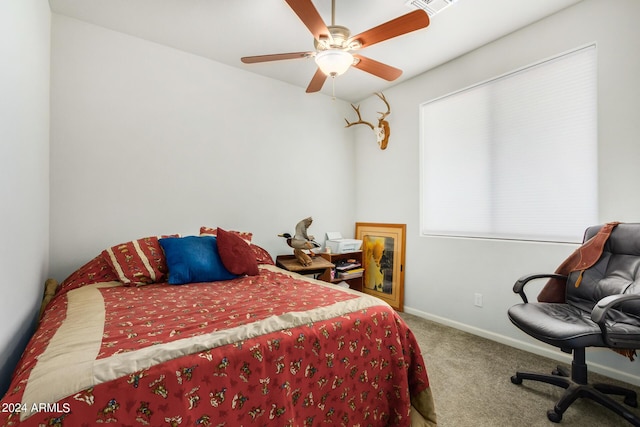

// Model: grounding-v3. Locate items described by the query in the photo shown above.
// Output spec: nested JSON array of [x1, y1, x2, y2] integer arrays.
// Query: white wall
[[0, 1, 51, 394], [355, 0, 640, 384], [50, 14, 357, 282]]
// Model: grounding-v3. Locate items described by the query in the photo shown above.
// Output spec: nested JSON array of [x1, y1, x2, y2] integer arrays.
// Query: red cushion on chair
[[216, 228, 259, 276]]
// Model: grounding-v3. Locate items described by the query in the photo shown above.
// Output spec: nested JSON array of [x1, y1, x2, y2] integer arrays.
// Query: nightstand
[[318, 251, 363, 292], [275, 255, 335, 280]]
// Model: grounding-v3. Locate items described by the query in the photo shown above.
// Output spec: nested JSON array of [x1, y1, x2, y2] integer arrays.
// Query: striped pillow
[[199, 226, 252, 245], [102, 235, 178, 285]]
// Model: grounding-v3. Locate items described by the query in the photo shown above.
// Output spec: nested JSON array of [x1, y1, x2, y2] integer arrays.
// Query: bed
[[0, 228, 437, 426]]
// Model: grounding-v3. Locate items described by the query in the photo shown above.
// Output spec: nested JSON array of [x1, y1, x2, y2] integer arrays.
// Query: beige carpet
[[401, 312, 640, 426]]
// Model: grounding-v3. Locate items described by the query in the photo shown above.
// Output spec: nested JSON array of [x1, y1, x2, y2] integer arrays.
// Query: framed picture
[[355, 222, 406, 311]]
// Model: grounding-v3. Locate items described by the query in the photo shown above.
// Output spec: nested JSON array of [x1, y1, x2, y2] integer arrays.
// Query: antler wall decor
[[345, 92, 391, 150]]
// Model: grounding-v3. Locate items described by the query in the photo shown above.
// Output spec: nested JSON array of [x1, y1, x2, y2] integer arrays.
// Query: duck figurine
[[279, 217, 320, 266]]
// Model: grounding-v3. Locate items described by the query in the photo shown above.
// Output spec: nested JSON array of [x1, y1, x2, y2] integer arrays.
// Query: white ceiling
[[48, 0, 584, 102]]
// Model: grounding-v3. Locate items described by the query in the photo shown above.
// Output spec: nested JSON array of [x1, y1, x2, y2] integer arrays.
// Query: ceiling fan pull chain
[[331, 76, 336, 101]]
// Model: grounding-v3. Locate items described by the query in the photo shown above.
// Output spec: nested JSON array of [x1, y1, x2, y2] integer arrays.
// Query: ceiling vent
[[405, 0, 456, 17]]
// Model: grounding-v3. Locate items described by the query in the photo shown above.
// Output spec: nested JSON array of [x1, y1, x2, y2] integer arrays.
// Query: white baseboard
[[404, 306, 640, 387]]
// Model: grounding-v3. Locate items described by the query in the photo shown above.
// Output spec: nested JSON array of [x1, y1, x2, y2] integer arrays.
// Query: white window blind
[[420, 45, 597, 243]]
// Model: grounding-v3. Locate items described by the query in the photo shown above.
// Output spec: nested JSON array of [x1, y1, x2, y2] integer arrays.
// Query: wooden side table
[[318, 251, 363, 292], [275, 255, 335, 280]]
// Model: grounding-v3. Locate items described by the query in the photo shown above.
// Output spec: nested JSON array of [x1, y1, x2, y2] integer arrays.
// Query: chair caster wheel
[[552, 368, 562, 376], [511, 375, 522, 385], [547, 409, 562, 423]]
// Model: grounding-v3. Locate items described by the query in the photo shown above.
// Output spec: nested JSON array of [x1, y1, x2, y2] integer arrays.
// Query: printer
[[325, 232, 362, 254]]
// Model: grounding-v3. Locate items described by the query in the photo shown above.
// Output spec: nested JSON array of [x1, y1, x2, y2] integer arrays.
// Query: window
[[420, 45, 597, 243]]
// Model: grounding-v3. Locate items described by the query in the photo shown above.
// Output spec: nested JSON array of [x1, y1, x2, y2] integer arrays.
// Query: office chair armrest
[[513, 273, 567, 303], [592, 294, 640, 347], [592, 294, 640, 323]]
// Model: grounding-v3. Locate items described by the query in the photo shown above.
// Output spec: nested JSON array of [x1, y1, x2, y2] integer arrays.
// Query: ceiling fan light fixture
[[315, 49, 353, 76]]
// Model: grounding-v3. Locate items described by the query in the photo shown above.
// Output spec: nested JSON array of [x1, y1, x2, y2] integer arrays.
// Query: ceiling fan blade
[[285, 0, 330, 41], [306, 68, 328, 93], [241, 52, 311, 64], [349, 10, 429, 49], [353, 54, 402, 81]]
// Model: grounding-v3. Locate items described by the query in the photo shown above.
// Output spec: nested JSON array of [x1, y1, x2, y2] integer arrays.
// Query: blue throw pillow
[[158, 236, 237, 285]]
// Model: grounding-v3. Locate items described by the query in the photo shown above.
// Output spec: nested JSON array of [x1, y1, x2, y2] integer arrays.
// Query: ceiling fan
[[241, 0, 430, 93]]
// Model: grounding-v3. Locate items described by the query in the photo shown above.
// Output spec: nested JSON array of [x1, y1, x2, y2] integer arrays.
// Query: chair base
[[511, 365, 640, 425]]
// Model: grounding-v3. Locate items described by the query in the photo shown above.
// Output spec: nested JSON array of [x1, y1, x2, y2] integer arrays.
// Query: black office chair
[[508, 223, 640, 425]]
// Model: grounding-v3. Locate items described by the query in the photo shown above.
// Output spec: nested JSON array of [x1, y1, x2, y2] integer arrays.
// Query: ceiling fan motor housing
[[314, 25, 360, 51]]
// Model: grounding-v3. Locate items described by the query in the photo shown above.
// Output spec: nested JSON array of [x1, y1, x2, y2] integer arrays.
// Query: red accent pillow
[[102, 235, 178, 285], [216, 228, 259, 276]]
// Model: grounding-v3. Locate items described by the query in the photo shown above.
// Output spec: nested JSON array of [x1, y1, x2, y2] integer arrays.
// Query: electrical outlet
[[474, 293, 483, 307]]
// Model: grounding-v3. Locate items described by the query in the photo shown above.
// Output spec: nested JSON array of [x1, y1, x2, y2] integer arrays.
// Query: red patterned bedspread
[[1, 265, 436, 426]]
